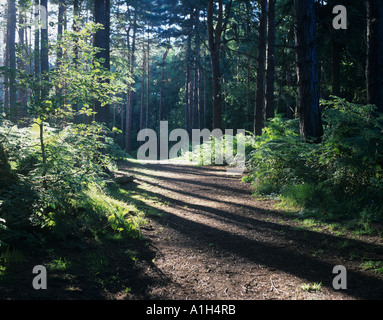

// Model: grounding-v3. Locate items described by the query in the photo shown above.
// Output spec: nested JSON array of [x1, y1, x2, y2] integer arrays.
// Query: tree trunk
[[331, 39, 341, 97], [145, 27, 150, 129], [57, 0, 65, 64], [246, 56, 253, 123], [93, 0, 110, 125], [185, 67, 190, 134], [194, 8, 201, 130], [159, 48, 169, 123], [34, 0, 40, 85], [254, 0, 267, 136], [40, 0, 48, 74], [4, 0, 17, 122], [185, 23, 192, 135], [207, 0, 232, 130], [40, 0, 49, 102], [125, 14, 137, 154], [265, 0, 276, 122], [140, 44, 146, 131], [294, 0, 323, 140], [366, 0, 383, 113], [18, 4, 28, 122]]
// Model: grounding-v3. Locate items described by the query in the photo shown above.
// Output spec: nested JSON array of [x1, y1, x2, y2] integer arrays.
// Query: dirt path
[[118, 160, 383, 300]]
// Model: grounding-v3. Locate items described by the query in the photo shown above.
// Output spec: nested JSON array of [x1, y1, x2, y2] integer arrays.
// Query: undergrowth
[[0, 121, 145, 254], [245, 98, 383, 227]]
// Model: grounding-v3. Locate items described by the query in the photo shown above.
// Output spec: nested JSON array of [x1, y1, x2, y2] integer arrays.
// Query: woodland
[[0, 0, 383, 301]]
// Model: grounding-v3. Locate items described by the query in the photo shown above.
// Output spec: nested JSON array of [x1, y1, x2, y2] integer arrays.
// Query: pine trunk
[[366, 0, 383, 113], [94, 0, 110, 125], [265, 0, 276, 122], [294, 0, 323, 140], [254, 0, 267, 136]]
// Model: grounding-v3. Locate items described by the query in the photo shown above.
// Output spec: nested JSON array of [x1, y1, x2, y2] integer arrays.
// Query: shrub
[[0, 121, 140, 250], [246, 99, 383, 221]]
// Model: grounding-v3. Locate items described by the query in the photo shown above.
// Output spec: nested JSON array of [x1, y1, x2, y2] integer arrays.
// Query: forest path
[[119, 160, 383, 300]]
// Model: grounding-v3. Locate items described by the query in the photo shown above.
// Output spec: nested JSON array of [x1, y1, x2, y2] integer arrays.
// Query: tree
[[207, 0, 233, 130], [254, 0, 267, 136], [17, 0, 28, 122], [17, 22, 120, 176], [125, 10, 137, 154], [4, 0, 17, 121], [365, 0, 383, 113], [93, 0, 111, 125], [294, 0, 323, 140], [265, 0, 276, 122], [40, 0, 49, 100]]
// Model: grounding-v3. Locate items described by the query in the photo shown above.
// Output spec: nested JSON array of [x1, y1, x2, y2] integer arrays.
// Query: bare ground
[[117, 160, 383, 300]]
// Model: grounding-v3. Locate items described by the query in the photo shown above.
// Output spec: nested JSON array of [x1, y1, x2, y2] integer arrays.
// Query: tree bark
[[159, 48, 169, 123], [93, 0, 110, 125], [294, 0, 323, 140], [40, 0, 49, 102], [366, 0, 383, 113], [265, 0, 276, 122], [140, 44, 146, 131], [145, 27, 150, 129], [57, 0, 65, 64], [4, 0, 17, 122], [185, 20, 192, 135], [207, 0, 232, 130], [254, 0, 267, 136], [194, 7, 201, 130], [125, 13, 137, 154], [34, 0, 40, 84], [18, 3, 28, 122], [331, 39, 341, 97]]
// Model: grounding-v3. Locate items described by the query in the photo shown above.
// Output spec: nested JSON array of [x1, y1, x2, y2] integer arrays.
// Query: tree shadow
[[150, 205, 383, 300], [116, 162, 383, 300]]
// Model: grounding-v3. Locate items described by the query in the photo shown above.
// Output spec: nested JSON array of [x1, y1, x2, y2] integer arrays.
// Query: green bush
[[0, 121, 139, 249], [247, 98, 383, 221]]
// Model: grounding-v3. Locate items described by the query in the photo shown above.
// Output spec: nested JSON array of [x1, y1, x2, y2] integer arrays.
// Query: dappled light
[[0, 0, 383, 305]]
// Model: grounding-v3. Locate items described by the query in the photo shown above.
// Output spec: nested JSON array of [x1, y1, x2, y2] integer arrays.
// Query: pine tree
[[294, 0, 323, 140]]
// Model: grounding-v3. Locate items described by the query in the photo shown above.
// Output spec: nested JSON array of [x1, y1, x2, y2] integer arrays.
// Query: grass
[[301, 282, 322, 293], [48, 258, 70, 271], [0, 248, 24, 265], [361, 261, 383, 275]]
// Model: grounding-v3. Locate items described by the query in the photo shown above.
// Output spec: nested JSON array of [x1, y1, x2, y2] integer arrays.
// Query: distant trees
[[1, 0, 383, 151]]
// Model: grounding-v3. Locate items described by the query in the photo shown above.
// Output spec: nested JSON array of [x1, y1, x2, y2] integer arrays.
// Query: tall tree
[[159, 46, 170, 123], [34, 0, 41, 79], [40, 0, 49, 100], [57, 0, 66, 64], [93, 0, 110, 125], [194, 7, 201, 130], [294, 0, 323, 140], [140, 42, 146, 131], [145, 25, 150, 129], [254, 0, 267, 136], [265, 0, 276, 122], [18, 0, 28, 121], [4, 0, 17, 121], [207, 0, 233, 130], [365, 0, 383, 113], [125, 11, 137, 154]]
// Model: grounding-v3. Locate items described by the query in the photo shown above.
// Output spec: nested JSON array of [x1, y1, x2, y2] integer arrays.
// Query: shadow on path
[[118, 161, 383, 300]]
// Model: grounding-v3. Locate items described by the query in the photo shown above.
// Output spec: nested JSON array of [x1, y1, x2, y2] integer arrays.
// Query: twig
[[270, 277, 280, 294]]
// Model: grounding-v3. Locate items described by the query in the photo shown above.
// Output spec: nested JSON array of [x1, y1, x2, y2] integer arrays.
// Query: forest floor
[[1, 160, 383, 300]]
